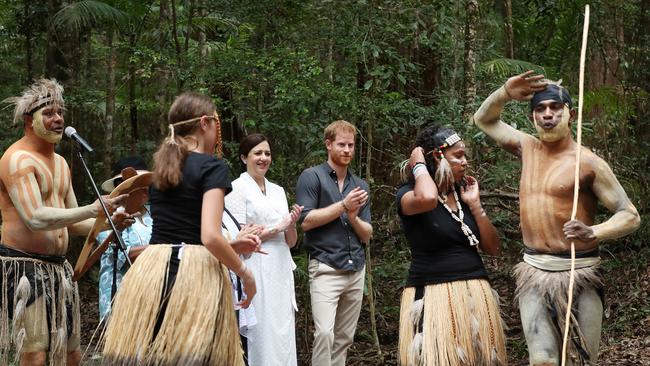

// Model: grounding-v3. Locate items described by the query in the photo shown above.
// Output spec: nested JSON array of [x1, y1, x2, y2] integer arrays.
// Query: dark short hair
[[239, 133, 269, 167]]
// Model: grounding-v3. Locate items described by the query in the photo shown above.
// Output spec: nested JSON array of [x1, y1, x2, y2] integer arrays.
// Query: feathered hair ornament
[[3, 78, 65, 125]]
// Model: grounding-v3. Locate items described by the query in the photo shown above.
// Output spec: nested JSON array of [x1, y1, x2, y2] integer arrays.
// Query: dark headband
[[530, 84, 572, 111]]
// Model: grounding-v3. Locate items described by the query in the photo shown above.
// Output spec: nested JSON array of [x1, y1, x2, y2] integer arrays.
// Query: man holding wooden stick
[[472, 71, 640, 365]]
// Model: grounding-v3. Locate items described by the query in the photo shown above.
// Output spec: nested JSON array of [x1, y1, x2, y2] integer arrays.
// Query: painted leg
[[576, 288, 603, 363], [20, 351, 46, 366], [519, 290, 560, 366], [67, 348, 82, 366]]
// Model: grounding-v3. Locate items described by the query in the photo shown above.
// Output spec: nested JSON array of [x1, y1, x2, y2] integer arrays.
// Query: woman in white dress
[[225, 133, 303, 366]]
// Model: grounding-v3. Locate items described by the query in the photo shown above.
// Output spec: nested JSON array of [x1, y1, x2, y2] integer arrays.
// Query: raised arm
[[399, 147, 439, 215], [472, 71, 547, 157], [460, 176, 501, 255]]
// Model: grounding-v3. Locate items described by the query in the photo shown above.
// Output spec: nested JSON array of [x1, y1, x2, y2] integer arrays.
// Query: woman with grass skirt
[[396, 125, 506, 366], [101, 92, 256, 366]]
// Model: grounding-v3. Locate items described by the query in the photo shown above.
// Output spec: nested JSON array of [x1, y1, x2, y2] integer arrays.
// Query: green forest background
[[1, 0, 648, 364]]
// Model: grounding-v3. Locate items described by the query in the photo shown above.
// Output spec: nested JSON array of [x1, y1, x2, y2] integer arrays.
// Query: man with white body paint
[[0, 79, 130, 366], [473, 71, 640, 365]]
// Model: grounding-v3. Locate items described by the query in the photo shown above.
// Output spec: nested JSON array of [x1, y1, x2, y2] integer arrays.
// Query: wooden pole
[[561, 5, 590, 366]]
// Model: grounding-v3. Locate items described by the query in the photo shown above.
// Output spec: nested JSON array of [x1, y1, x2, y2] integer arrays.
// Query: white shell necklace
[[439, 189, 479, 246]]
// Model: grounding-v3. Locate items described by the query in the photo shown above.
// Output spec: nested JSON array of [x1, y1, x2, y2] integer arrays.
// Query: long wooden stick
[[561, 5, 590, 365]]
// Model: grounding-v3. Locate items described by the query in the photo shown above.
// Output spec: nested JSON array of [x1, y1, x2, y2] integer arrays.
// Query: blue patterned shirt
[[97, 210, 152, 319]]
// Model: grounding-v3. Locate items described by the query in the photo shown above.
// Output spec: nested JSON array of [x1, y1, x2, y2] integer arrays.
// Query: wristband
[[412, 164, 428, 179]]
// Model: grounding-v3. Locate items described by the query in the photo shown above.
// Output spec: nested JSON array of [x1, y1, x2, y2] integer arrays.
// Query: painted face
[[442, 141, 468, 182], [532, 101, 571, 142], [243, 140, 272, 178], [32, 105, 64, 144], [326, 131, 355, 168]]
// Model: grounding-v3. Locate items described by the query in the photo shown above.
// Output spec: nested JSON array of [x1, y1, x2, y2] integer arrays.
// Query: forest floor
[[76, 241, 649, 365]]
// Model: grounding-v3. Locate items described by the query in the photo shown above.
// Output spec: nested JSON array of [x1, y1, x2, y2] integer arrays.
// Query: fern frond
[[52, 0, 129, 32], [481, 58, 546, 77]]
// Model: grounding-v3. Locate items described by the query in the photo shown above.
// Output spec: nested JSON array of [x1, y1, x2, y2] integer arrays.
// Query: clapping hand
[[343, 187, 369, 218], [275, 204, 304, 232], [232, 224, 263, 255]]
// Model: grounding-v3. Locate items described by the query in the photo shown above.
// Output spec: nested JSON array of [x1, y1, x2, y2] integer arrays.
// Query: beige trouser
[[308, 259, 365, 366]]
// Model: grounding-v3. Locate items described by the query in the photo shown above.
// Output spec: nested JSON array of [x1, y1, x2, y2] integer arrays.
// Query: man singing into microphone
[[0, 79, 130, 365]]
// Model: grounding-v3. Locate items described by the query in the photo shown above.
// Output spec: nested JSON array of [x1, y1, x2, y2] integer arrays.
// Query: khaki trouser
[[308, 259, 365, 366]]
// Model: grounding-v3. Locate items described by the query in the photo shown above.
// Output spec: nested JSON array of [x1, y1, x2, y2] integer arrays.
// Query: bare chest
[[520, 150, 593, 200]]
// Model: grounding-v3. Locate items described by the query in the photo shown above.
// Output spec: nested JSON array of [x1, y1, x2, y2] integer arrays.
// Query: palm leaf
[[481, 58, 546, 77], [190, 14, 242, 34], [52, 0, 129, 32]]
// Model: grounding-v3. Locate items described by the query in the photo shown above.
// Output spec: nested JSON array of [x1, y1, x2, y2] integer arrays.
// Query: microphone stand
[[73, 147, 132, 270]]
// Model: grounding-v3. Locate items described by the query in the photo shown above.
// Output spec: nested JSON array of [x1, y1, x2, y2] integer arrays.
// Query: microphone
[[64, 127, 94, 153]]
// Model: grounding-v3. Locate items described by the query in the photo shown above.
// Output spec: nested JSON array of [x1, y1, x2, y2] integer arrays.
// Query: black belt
[[0, 244, 66, 265]]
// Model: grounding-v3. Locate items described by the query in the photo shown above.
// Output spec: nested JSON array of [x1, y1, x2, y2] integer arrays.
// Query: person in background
[[96, 156, 152, 320], [225, 133, 302, 366], [295, 120, 372, 366]]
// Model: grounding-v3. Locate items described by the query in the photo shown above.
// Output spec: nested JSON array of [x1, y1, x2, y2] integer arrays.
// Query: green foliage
[[52, 0, 129, 32], [0, 0, 648, 363]]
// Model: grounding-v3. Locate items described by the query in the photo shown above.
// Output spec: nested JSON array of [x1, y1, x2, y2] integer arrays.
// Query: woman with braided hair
[[396, 125, 506, 366], [102, 92, 256, 365]]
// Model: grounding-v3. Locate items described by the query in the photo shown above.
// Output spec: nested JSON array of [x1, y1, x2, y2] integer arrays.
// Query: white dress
[[225, 172, 298, 366]]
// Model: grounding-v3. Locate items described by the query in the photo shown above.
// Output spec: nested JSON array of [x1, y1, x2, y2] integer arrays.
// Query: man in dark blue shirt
[[296, 120, 372, 366]]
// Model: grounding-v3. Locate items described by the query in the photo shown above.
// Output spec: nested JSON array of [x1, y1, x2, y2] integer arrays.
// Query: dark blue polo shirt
[[296, 162, 371, 272]]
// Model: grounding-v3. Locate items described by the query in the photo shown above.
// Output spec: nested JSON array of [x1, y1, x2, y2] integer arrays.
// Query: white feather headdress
[[3, 78, 65, 125]]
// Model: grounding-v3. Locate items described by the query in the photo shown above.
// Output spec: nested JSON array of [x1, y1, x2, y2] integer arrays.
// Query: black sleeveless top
[[396, 183, 488, 287]]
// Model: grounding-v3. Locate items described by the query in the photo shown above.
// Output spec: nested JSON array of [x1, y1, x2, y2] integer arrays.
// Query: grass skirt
[[101, 244, 243, 366], [0, 253, 80, 366], [514, 262, 602, 365], [398, 279, 506, 366]]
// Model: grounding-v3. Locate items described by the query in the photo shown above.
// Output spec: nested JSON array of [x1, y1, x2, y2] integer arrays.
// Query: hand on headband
[[505, 70, 548, 101]]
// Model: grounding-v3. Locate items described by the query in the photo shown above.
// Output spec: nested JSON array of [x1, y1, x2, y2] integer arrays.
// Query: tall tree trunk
[[46, 0, 68, 81], [128, 32, 138, 152], [462, 0, 479, 123], [364, 119, 383, 363], [157, 0, 171, 136], [184, 0, 194, 53], [170, 0, 183, 89], [104, 29, 117, 177], [197, 0, 207, 77], [23, 0, 33, 80], [503, 0, 514, 58]]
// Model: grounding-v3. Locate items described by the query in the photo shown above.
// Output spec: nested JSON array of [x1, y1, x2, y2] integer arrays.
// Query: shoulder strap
[[223, 207, 242, 230]]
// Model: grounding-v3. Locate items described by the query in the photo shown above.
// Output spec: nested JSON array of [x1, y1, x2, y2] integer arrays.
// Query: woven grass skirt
[[101, 244, 243, 366], [398, 279, 506, 366]]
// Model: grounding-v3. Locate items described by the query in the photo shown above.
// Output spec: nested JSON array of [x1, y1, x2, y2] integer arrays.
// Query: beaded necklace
[[439, 189, 479, 246]]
